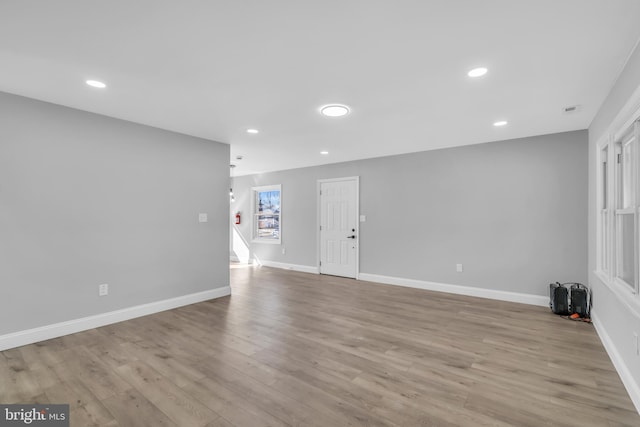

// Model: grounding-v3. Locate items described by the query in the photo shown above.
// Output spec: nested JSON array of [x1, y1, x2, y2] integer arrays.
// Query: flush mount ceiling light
[[493, 120, 508, 127], [320, 151, 329, 155], [246, 129, 259, 134], [467, 67, 488, 78], [320, 104, 350, 117], [85, 79, 107, 88]]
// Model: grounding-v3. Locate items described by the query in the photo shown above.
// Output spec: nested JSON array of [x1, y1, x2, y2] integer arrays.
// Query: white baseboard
[[0, 286, 231, 352], [242, 263, 547, 306], [358, 273, 549, 307], [230, 255, 250, 263], [591, 310, 640, 414], [256, 260, 319, 274]]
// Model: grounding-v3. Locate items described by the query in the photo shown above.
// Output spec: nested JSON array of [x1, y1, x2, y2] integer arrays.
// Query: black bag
[[549, 282, 569, 315], [569, 283, 589, 317]]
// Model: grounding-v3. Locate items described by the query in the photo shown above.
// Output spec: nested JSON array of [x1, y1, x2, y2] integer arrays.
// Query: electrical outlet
[[282, 247, 286, 255], [456, 263, 463, 273], [198, 213, 208, 223], [99, 283, 109, 297]]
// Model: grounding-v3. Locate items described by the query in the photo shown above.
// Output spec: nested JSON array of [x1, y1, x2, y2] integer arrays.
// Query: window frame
[[597, 143, 611, 276], [596, 119, 640, 302], [251, 184, 282, 244], [613, 131, 638, 292]]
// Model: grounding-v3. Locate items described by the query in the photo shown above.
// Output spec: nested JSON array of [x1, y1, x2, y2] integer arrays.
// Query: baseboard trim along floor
[[358, 272, 549, 307], [234, 258, 548, 307], [592, 310, 640, 414], [0, 286, 231, 351]]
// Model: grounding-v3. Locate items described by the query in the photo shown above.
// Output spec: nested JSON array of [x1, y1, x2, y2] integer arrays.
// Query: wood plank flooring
[[1, 264, 638, 426]]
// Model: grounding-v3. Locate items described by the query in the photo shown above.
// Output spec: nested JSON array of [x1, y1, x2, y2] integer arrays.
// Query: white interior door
[[319, 177, 358, 278]]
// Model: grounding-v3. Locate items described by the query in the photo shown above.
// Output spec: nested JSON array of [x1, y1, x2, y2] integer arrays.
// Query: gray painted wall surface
[[588, 41, 640, 400], [0, 92, 230, 335], [233, 130, 587, 297]]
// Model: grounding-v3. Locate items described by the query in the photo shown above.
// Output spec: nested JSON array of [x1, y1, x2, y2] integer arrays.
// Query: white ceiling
[[1, 1, 640, 176]]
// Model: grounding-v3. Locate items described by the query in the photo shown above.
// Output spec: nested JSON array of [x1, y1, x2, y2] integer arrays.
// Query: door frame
[[317, 176, 360, 279]]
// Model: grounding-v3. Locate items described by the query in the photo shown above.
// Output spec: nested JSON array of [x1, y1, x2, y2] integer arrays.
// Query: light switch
[[199, 213, 208, 223], [360, 215, 366, 222], [99, 283, 109, 296]]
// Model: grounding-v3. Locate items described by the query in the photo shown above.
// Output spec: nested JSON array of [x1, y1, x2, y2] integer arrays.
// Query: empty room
[[2, 1, 640, 426]]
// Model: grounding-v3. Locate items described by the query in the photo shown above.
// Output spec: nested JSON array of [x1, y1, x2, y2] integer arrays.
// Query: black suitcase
[[570, 283, 589, 317], [549, 282, 569, 315]]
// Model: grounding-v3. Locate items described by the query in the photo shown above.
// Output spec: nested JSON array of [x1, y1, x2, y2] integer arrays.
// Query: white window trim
[[613, 127, 638, 293], [593, 83, 640, 319], [251, 184, 282, 244], [596, 139, 611, 277]]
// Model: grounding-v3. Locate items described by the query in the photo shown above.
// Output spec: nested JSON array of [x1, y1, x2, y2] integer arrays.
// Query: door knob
[[347, 235, 356, 239]]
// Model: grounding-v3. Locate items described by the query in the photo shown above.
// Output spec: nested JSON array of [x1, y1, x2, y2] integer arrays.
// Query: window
[[252, 185, 281, 244], [613, 129, 637, 291], [597, 120, 639, 297]]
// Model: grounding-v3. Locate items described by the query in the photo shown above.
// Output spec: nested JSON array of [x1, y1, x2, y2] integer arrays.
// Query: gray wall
[[588, 41, 640, 402], [233, 130, 587, 297], [0, 92, 230, 335]]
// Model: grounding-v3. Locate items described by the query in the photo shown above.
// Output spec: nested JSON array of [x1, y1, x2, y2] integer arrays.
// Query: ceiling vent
[[563, 105, 581, 114]]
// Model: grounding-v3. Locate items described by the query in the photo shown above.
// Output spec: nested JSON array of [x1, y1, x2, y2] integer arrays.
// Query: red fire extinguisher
[[235, 212, 241, 225]]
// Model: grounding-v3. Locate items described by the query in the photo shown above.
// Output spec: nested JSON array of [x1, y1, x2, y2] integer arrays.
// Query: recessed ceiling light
[[468, 67, 488, 78], [320, 104, 350, 117], [246, 129, 259, 134], [320, 151, 329, 155], [86, 80, 106, 88], [493, 120, 508, 127]]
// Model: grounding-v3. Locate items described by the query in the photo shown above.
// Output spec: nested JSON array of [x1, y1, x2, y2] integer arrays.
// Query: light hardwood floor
[[1, 265, 639, 426]]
